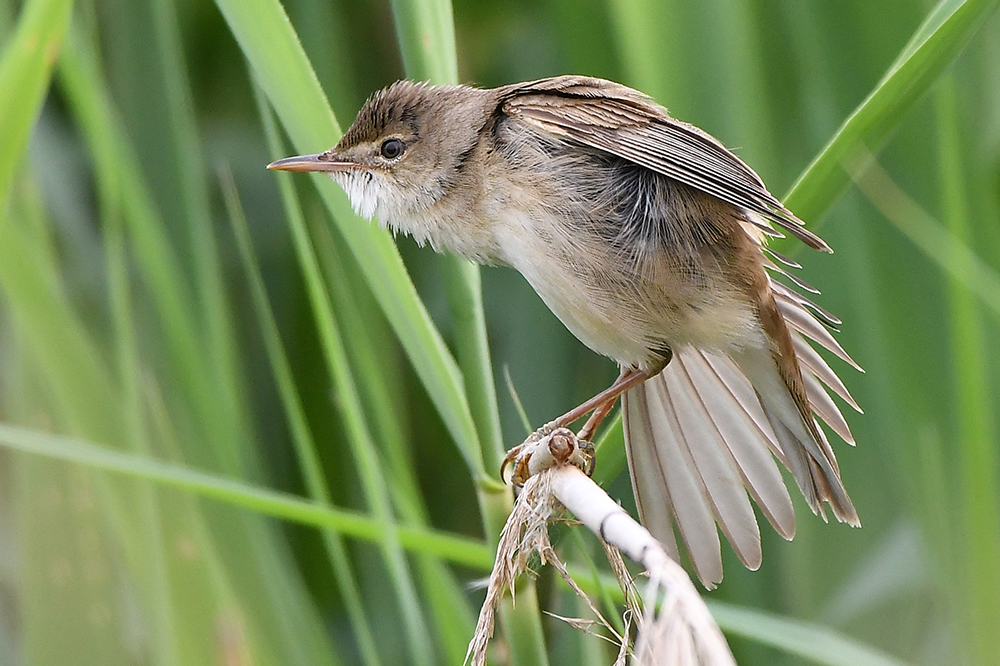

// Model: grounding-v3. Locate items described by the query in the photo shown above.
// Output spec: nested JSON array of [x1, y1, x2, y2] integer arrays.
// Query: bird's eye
[[380, 138, 404, 159]]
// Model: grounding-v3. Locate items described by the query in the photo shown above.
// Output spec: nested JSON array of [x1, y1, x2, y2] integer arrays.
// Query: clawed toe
[[500, 427, 596, 485]]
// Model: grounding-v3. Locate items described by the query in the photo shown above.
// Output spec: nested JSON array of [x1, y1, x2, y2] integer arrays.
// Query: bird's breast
[[493, 204, 765, 371]]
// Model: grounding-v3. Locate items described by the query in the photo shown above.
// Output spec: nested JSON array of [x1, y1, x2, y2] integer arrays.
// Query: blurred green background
[[1, 0, 999, 664]]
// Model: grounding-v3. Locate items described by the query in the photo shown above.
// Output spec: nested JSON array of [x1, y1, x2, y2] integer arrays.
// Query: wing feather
[[791, 331, 862, 414], [775, 293, 862, 371], [501, 78, 831, 251], [802, 371, 855, 444]]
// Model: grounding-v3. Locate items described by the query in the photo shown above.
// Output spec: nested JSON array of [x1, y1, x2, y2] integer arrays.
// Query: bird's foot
[[500, 426, 595, 486]]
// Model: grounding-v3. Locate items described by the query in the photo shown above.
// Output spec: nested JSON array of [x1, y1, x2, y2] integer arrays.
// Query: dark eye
[[380, 138, 404, 159]]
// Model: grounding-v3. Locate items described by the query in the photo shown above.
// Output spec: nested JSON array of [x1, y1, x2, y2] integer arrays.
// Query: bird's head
[[268, 80, 490, 225]]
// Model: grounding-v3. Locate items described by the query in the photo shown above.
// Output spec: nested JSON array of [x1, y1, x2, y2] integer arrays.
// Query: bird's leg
[[576, 395, 618, 442], [548, 366, 647, 431], [573, 349, 672, 440], [501, 365, 654, 484]]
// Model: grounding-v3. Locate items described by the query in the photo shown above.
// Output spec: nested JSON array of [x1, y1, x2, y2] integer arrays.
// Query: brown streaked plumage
[[268, 76, 863, 588]]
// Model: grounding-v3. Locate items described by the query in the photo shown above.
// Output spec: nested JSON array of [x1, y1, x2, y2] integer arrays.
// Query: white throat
[[333, 170, 390, 221], [330, 167, 498, 263]]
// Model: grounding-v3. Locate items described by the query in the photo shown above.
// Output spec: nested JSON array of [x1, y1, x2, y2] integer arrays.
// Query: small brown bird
[[268, 76, 863, 588]]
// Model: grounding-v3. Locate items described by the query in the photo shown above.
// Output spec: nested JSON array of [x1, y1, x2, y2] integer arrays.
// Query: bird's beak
[[266, 153, 359, 173]]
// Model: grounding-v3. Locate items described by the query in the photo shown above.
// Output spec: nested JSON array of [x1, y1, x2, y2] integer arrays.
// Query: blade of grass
[[58, 28, 246, 474], [251, 89, 416, 522], [567, 570, 914, 666], [502, 365, 533, 436], [818, 522, 927, 625], [311, 227, 427, 517], [934, 72, 1000, 665], [388, 0, 458, 84], [322, 239, 481, 666], [0, 0, 12, 38], [2, 159, 157, 664], [97, 89, 181, 666], [0, 423, 495, 569], [286, 0, 358, 121], [140, 370, 345, 666], [847, 150, 1000, 321], [783, 0, 1000, 224], [150, 0, 246, 453], [699, 0, 779, 177], [17, 457, 137, 664], [706, 601, 913, 666], [5, 135, 228, 666], [221, 169, 436, 666], [0, 0, 72, 204], [568, 529, 625, 638], [3, 59, 243, 666], [213, 0, 485, 475], [592, 411, 625, 488], [221, 165, 385, 666], [0, 207, 117, 443], [60, 19, 344, 666], [443, 260, 506, 469], [605, 0, 686, 106], [251, 81, 424, 535]]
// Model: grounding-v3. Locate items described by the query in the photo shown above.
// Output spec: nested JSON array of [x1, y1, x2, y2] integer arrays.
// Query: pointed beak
[[266, 153, 359, 173]]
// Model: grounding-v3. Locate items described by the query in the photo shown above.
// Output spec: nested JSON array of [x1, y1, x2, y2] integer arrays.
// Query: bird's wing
[[501, 76, 831, 252]]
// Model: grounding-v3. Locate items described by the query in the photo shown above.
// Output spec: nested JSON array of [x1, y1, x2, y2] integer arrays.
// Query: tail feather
[[663, 361, 762, 571], [622, 279, 862, 586], [700, 352, 787, 465], [681, 352, 795, 538], [732, 345, 859, 526], [624, 380, 720, 585], [624, 348, 804, 588], [621, 382, 680, 559]]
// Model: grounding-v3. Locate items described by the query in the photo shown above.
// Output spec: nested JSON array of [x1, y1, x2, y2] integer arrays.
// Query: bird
[[267, 75, 863, 588]]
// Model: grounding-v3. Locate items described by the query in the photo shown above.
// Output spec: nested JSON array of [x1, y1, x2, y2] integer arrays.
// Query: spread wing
[[500, 76, 830, 252]]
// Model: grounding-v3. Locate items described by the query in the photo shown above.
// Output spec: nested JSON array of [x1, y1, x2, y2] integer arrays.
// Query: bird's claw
[[499, 422, 554, 484], [577, 438, 596, 476], [500, 426, 596, 486]]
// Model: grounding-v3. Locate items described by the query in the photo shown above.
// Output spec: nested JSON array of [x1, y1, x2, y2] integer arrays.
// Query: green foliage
[[0, 0, 998, 664]]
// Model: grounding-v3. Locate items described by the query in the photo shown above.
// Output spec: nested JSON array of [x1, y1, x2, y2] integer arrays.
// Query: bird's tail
[[622, 289, 861, 588]]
